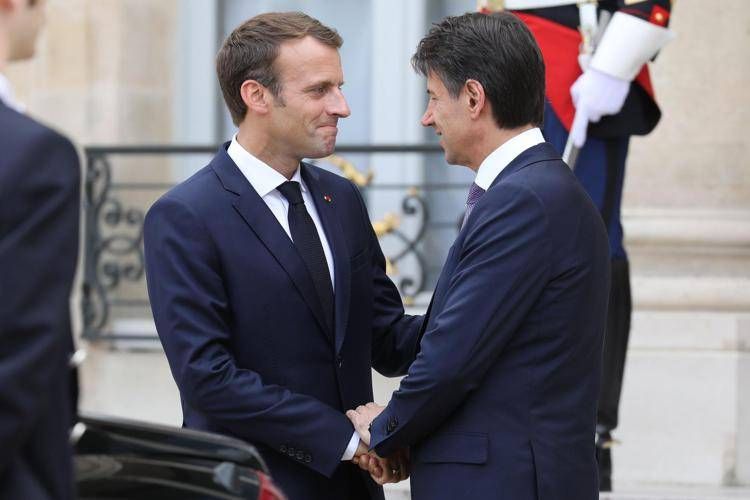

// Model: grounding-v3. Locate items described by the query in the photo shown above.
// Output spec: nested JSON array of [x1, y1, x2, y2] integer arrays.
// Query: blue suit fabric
[[144, 144, 421, 500], [370, 143, 610, 500], [542, 102, 630, 260], [0, 101, 79, 500]]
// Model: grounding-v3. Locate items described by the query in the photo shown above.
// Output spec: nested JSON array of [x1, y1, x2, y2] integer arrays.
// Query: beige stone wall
[[4, 0, 183, 426], [614, 0, 750, 487], [626, 0, 750, 211], [6, 0, 177, 143], [4, 0, 748, 488]]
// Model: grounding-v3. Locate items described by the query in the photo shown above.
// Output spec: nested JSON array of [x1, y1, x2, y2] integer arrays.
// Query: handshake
[[346, 403, 409, 485]]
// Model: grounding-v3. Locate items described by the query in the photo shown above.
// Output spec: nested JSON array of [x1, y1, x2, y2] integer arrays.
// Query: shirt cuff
[[590, 12, 674, 81], [341, 431, 360, 461]]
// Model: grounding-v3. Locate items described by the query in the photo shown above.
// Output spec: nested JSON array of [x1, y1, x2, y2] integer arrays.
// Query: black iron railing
[[81, 144, 467, 343]]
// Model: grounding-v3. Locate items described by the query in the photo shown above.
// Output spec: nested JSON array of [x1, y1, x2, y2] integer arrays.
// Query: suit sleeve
[[144, 196, 354, 478], [346, 182, 424, 377], [589, 1, 674, 82], [370, 182, 551, 456], [0, 131, 80, 474], [614, 0, 672, 25]]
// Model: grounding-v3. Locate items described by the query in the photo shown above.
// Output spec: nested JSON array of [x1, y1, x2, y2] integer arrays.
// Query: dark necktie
[[461, 182, 486, 228], [276, 181, 334, 331]]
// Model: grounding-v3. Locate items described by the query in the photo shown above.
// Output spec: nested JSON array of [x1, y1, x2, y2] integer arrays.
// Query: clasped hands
[[346, 403, 409, 485]]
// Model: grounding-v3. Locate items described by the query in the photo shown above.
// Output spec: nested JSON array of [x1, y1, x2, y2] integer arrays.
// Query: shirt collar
[[227, 134, 306, 197], [474, 127, 545, 190], [0, 73, 25, 113]]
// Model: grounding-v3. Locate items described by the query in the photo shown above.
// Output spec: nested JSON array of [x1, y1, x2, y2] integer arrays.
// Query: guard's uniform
[[480, 0, 674, 491]]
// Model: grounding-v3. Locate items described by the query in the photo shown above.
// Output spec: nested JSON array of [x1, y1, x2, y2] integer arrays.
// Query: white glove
[[569, 67, 630, 148]]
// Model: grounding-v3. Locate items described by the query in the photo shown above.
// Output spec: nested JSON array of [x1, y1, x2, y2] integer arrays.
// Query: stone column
[[7, 0, 178, 143], [5, 0, 182, 425], [616, 0, 750, 487]]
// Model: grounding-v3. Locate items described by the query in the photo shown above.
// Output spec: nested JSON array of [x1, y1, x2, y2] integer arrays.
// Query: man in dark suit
[[0, 0, 80, 498], [348, 12, 610, 499], [144, 12, 420, 500], [504, 2, 674, 489]]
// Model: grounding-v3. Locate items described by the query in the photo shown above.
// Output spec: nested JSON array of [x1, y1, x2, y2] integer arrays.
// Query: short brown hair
[[412, 12, 545, 129], [216, 12, 343, 125]]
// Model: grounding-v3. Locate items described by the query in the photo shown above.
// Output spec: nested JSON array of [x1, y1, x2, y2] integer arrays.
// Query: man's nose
[[421, 108, 434, 127], [329, 88, 351, 118]]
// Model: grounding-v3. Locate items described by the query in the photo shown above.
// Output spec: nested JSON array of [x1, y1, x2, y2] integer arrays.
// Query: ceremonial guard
[[479, 0, 674, 491]]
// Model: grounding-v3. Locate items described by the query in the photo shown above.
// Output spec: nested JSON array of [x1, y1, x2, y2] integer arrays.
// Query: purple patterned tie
[[462, 182, 486, 229]]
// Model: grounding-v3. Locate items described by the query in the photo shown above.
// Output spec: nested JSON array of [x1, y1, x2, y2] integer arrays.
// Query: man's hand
[[353, 447, 410, 485], [347, 403, 408, 484], [375, 448, 410, 485], [346, 402, 385, 446], [352, 439, 369, 464], [569, 67, 630, 147]]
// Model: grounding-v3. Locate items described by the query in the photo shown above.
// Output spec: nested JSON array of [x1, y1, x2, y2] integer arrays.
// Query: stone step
[[383, 485, 750, 499], [601, 487, 750, 500]]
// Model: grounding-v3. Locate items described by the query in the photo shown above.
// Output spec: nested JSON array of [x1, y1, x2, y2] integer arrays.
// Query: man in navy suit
[[144, 12, 420, 500], [0, 0, 80, 498], [348, 12, 610, 499]]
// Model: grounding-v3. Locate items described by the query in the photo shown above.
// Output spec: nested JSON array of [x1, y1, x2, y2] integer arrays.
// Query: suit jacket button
[[305, 454, 312, 463], [287, 446, 295, 456], [386, 416, 398, 434], [280, 445, 287, 453], [296, 451, 304, 461]]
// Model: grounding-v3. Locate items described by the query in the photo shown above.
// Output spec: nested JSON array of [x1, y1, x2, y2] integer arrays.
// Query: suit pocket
[[417, 432, 488, 465], [349, 248, 369, 272]]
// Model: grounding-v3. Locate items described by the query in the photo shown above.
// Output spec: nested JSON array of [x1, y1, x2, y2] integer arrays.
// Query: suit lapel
[[210, 147, 332, 340], [301, 164, 351, 354], [435, 144, 560, 326]]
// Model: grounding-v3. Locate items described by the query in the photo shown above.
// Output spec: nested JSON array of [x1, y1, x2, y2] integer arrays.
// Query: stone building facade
[[6, 0, 749, 489]]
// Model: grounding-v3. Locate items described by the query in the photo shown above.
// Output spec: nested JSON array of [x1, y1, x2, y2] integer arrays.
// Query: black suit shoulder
[[497, 144, 580, 194], [0, 103, 77, 157], [303, 161, 370, 209], [0, 104, 79, 192], [0, 105, 80, 237], [149, 156, 365, 228], [489, 145, 573, 202], [0, 103, 79, 499], [302, 161, 349, 186], [157, 163, 219, 207]]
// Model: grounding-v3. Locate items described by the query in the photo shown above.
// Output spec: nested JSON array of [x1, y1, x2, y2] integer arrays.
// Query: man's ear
[[464, 79, 486, 119], [240, 80, 270, 115], [0, 0, 15, 14]]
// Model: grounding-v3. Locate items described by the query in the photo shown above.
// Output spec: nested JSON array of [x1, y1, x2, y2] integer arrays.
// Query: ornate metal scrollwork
[[82, 152, 110, 337], [323, 155, 430, 300], [81, 145, 451, 341], [98, 198, 144, 290], [325, 154, 374, 187], [378, 188, 429, 301], [81, 153, 145, 339]]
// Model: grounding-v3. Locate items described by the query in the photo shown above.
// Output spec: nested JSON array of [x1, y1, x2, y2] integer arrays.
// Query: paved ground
[[383, 484, 750, 499], [600, 486, 750, 500]]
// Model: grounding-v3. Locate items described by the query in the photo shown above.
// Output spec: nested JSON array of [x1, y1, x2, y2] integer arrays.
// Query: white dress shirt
[[0, 73, 25, 113], [474, 127, 546, 190], [226, 137, 361, 460], [227, 136, 335, 289]]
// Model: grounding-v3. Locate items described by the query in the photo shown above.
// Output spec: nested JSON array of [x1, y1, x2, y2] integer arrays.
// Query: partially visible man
[[0, 0, 80, 499], [348, 12, 610, 499], [144, 12, 420, 500], [499, 1, 674, 489]]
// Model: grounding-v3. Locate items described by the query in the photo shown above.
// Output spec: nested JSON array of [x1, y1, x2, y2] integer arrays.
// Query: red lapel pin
[[323, 194, 333, 203]]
